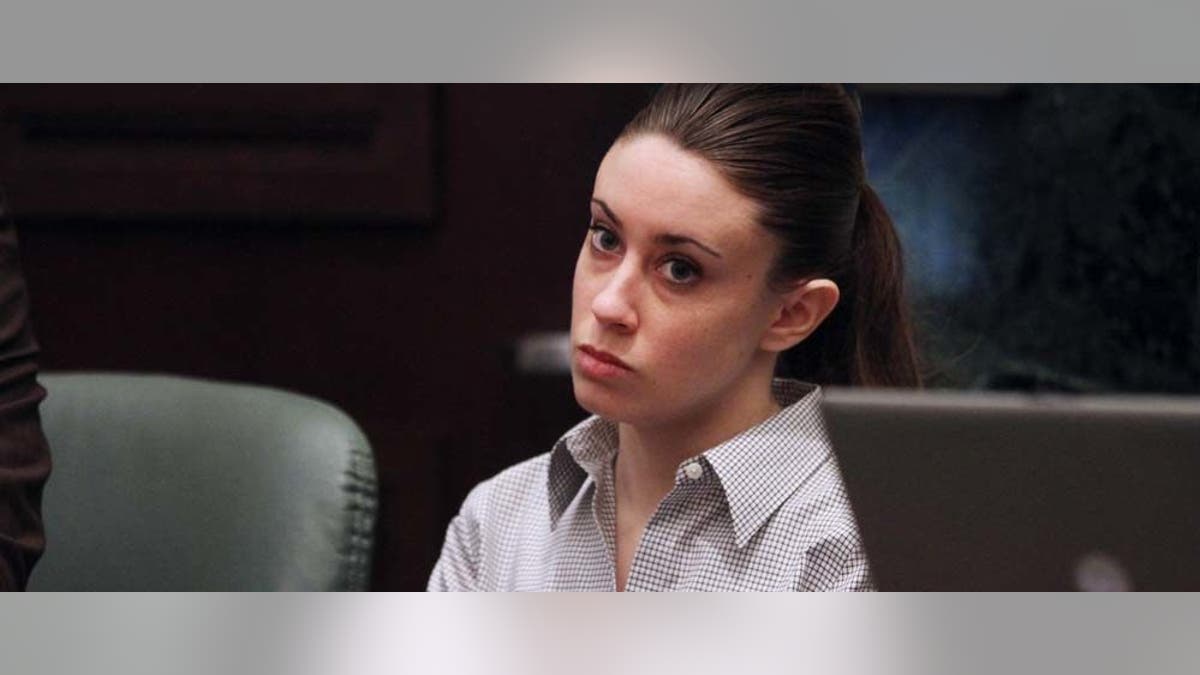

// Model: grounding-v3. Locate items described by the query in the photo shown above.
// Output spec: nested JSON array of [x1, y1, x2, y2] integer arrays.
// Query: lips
[[577, 344, 633, 371]]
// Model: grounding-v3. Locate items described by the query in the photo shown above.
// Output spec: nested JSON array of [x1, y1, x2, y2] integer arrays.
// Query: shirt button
[[684, 462, 704, 480]]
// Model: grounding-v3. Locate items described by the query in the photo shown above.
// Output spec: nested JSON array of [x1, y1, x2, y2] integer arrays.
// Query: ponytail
[[843, 184, 921, 387], [775, 184, 921, 388]]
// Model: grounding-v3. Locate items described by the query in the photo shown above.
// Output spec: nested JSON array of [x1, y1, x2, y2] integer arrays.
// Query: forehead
[[592, 134, 764, 251]]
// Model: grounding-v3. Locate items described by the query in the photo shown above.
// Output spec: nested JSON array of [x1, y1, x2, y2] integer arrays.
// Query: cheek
[[655, 303, 763, 366], [570, 248, 592, 321], [650, 309, 721, 360]]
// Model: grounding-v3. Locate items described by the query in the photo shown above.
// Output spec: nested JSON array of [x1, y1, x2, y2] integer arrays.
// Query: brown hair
[[619, 84, 920, 387]]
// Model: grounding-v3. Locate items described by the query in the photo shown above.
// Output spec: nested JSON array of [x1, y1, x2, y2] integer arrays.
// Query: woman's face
[[570, 133, 786, 428]]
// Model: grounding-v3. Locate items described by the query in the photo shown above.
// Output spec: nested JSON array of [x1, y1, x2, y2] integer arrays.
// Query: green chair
[[28, 372, 377, 590]]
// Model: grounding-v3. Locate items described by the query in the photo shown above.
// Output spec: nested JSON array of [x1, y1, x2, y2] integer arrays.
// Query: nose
[[590, 261, 639, 333]]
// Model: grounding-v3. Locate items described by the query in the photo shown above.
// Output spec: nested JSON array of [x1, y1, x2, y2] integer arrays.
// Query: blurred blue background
[[861, 84, 1199, 393]]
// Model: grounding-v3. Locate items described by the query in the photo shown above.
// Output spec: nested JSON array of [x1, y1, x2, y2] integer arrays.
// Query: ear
[[759, 279, 840, 353]]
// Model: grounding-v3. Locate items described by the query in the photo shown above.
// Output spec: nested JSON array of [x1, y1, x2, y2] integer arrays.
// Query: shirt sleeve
[[799, 530, 876, 592], [0, 218, 52, 591], [427, 480, 489, 592]]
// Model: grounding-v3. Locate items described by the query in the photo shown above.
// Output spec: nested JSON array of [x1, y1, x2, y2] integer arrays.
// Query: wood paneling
[[0, 84, 435, 223]]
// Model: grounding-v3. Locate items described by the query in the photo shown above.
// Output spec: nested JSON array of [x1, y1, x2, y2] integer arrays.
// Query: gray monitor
[[821, 388, 1200, 591]]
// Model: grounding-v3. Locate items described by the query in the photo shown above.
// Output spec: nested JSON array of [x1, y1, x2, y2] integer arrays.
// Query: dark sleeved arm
[[0, 218, 51, 590]]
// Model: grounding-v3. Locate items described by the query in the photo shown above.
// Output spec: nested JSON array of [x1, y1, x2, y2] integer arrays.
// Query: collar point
[[732, 529, 757, 550]]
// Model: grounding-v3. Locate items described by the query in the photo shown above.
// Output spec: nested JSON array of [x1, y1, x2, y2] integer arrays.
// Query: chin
[[571, 373, 630, 422], [572, 373, 669, 427]]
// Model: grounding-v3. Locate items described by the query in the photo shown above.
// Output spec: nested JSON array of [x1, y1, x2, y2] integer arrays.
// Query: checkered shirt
[[428, 379, 874, 591]]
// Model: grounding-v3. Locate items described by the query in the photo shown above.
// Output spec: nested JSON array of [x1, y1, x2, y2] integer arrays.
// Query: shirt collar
[[547, 379, 834, 547], [703, 380, 833, 548], [546, 413, 615, 528]]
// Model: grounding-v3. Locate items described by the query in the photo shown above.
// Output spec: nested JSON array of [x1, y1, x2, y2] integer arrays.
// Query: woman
[[429, 84, 920, 591]]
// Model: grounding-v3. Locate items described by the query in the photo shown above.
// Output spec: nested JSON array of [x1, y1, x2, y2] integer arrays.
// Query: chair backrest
[[28, 372, 377, 590]]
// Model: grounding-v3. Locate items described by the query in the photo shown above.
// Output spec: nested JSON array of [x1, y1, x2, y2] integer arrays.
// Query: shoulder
[[776, 457, 857, 527], [427, 452, 553, 591], [456, 452, 552, 526], [780, 459, 874, 591]]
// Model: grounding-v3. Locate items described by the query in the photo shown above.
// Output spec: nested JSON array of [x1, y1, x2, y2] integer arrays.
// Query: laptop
[[820, 388, 1200, 591]]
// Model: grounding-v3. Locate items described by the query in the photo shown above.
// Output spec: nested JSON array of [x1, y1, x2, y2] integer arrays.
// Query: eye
[[588, 224, 621, 253], [658, 257, 701, 285]]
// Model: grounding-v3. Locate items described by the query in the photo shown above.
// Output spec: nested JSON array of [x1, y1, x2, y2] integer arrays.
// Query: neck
[[614, 368, 782, 514]]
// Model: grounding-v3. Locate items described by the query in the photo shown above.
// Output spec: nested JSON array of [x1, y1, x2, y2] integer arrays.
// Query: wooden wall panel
[[0, 84, 434, 223]]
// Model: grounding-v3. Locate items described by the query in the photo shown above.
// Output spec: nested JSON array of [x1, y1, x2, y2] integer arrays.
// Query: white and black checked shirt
[[428, 379, 873, 591]]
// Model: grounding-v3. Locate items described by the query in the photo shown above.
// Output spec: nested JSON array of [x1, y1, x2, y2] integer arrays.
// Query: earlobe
[[760, 279, 840, 353]]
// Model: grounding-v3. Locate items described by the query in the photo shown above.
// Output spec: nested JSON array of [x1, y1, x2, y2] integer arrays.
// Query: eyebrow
[[591, 198, 723, 260]]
